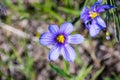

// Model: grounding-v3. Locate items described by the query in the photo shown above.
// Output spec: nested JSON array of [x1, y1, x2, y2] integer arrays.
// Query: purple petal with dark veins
[[95, 16, 106, 30], [60, 22, 74, 35], [61, 44, 76, 62], [48, 24, 59, 35], [68, 34, 84, 44], [96, 4, 115, 13], [48, 44, 61, 61], [40, 32, 55, 46], [86, 20, 101, 37]]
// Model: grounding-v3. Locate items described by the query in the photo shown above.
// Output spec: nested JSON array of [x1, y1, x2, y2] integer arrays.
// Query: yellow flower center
[[56, 35, 65, 43], [89, 12, 98, 19]]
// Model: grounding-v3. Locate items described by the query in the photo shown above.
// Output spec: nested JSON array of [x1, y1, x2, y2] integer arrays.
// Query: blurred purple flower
[[0, 4, 7, 16], [40, 22, 84, 62], [80, 0, 114, 37]]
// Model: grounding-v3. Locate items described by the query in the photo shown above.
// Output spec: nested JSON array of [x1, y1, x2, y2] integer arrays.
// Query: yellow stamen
[[89, 12, 98, 19], [56, 35, 65, 43]]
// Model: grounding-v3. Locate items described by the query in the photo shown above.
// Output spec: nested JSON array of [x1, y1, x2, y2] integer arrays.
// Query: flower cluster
[[80, 0, 114, 37], [39, 0, 115, 62]]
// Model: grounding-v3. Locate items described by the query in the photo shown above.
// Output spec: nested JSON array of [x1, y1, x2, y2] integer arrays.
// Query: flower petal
[[96, 5, 115, 13], [48, 44, 61, 61], [40, 32, 55, 46], [96, 16, 106, 30], [80, 7, 89, 19], [61, 44, 76, 62], [86, 20, 101, 37], [80, 7, 91, 22], [68, 34, 84, 44], [60, 22, 73, 35], [48, 24, 59, 34], [91, 0, 102, 11]]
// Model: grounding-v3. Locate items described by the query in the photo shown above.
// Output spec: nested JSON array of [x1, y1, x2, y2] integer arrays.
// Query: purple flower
[[80, 0, 114, 37], [40, 22, 84, 62], [0, 4, 7, 17]]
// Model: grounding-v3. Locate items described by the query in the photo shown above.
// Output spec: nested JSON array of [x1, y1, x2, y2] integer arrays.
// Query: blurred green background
[[0, 0, 120, 80]]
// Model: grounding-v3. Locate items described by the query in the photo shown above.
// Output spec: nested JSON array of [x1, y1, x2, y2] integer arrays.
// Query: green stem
[[110, 0, 120, 42]]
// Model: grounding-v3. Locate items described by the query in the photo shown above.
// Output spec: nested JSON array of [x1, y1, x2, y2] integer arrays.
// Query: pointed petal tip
[[48, 24, 59, 34], [96, 16, 106, 29], [60, 22, 74, 34], [87, 20, 101, 37], [80, 7, 89, 19], [48, 44, 61, 61], [39, 32, 54, 46], [68, 34, 85, 44], [62, 44, 76, 62]]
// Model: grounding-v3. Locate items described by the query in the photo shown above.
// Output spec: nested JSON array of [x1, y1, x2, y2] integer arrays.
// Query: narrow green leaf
[[91, 66, 105, 80], [75, 65, 92, 80], [58, 7, 80, 16], [49, 64, 72, 78]]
